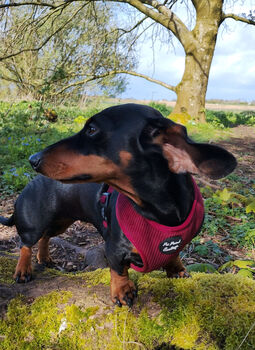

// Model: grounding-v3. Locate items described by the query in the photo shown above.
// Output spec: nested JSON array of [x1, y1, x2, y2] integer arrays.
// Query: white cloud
[[207, 23, 255, 100]]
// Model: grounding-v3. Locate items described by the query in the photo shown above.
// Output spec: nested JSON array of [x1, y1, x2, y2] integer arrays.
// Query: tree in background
[[0, 1, 254, 120], [0, 2, 136, 102]]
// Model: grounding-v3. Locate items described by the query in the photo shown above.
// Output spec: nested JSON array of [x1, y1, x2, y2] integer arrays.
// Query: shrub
[[205, 109, 255, 128], [148, 102, 173, 117]]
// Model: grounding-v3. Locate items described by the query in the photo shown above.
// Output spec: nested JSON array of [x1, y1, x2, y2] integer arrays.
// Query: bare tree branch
[[114, 70, 176, 91], [118, 15, 149, 35], [0, 74, 36, 88], [0, 3, 88, 62], [0, 2, 57, 9], [117, 0, 196, 51], [56, 0, 194, 51], [53, 69, 176, 95], [223, 12, 255, 26], [0, 0, 199, 54]]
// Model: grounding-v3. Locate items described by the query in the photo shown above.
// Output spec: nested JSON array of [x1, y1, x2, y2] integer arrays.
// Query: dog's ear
[[155, 120, 237, 179]]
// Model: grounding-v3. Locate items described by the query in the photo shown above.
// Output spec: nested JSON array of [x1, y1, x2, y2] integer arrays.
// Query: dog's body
[[1, 104, 236, 306], [2, 176, 103, 247]]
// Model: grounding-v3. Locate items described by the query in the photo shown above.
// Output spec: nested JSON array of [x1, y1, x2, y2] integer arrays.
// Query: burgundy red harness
[[100, 178, 204, 273]]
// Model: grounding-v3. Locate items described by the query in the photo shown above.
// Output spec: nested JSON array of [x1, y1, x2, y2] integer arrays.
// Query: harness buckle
[[100, 191, 111, 222]]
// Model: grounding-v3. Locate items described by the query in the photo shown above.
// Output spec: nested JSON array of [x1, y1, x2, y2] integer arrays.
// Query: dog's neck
[[132, 173, 195, 227]]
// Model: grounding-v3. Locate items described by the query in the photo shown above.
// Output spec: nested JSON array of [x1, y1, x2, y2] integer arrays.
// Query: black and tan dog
[[1, 104, 236, 306]]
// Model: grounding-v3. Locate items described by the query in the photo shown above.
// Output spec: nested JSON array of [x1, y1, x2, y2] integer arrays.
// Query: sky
[[120, 4, 255, 102]]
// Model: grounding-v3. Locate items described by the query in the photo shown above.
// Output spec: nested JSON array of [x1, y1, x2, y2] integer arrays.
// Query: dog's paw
[[36, 252, 54, 266], [178, 270, 191, 278], [14, 264, 33, 283], [166, 269, 191, 279], [111, 279, 137, 307], [37, 258, 55, 269]]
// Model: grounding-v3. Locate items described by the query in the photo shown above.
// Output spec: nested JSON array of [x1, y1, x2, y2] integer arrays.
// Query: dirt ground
[[0, 125, 254, 309]]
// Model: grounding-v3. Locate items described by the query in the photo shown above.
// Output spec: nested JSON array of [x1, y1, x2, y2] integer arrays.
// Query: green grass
[[0, 101, 105, 195]]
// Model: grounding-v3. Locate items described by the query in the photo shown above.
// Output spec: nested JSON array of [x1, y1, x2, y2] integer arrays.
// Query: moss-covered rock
[[1, 267, 255, 349], [138, 271, 255, 349]]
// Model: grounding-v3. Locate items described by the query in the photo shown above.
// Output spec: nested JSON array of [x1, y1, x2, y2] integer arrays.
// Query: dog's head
[[29, 104, 236, 202]]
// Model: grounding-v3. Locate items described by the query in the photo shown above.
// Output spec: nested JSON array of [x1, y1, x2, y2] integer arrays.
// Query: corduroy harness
[[101, 178, 204, 273]]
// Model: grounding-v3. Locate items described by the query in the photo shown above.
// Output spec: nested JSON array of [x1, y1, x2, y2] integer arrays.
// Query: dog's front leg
[[37, 236, 53, 266], [164, 255, 190, 278], [110, 266, 137, 307], [14, 246, 33, 282]]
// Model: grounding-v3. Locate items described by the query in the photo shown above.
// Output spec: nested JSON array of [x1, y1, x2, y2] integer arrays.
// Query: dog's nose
[[29, 152, 42, 170]]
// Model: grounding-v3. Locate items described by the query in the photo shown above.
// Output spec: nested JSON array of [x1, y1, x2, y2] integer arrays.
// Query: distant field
[[112, 98, 255, 112], [157, 100, 255, 112], [203, 102, 254, 112]]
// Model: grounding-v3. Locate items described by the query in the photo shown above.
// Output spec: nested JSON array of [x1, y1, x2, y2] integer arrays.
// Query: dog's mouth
[[58, 174, 92, 183]]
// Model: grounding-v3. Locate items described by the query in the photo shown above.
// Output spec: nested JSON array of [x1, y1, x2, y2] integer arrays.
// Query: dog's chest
[[116, 180, 204, 273]]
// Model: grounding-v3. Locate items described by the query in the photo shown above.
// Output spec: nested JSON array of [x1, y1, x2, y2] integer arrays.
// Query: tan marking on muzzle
[[40, 146, 141, 205]]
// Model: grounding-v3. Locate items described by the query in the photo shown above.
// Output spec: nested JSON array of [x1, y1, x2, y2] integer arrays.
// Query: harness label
[[159, 236, 183, 254]]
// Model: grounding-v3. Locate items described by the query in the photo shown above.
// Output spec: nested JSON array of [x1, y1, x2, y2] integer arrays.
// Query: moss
[[169, 112, 192, 125], [70, 268, 141, 288], [0, 291, 72, 349], [1, 272, 255, 349], [0, 256, 17, 284], [78, 268, 111, 286], [137, 309, 165, 348], [138, 273, 255, 349]]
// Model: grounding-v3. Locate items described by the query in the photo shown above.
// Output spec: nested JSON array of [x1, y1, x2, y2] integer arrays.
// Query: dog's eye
[[151, 128, 161, 138], [146, 126, 161, 138], [85, 124, 98, 137]]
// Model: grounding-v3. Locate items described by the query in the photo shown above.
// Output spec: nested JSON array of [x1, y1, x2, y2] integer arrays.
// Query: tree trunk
[[173, 0, 223, 122]]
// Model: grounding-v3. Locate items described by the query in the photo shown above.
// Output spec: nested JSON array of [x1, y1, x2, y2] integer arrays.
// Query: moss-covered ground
[[0, 257, 16, 285], [0, 257, 255, 350]]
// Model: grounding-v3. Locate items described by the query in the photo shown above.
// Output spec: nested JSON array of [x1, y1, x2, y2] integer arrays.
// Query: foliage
[[219, 260, 255, 278], [206, 109, 255, 128], [200, 179, 255, 250], [148, 102, 172, 117], [193, 240, 224, 258], [186, 263, 218, 273], [0, 101, 104, 195], [1, 268, 255, 349], [0, 3, 136, 101]]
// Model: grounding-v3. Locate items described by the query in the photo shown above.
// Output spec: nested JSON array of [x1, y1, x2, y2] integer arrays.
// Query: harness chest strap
[[116, 177, 204, 273]]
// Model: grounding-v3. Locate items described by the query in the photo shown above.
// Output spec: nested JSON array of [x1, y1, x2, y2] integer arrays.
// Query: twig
[[197, 178, 221, 190], [50, 237, 106, 268], [237, 321, 255, 350], [4, 103, 14, 119], [225, 215, 242, 222], [114, 312, 146, 350], [50, 237, 88, 256]]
